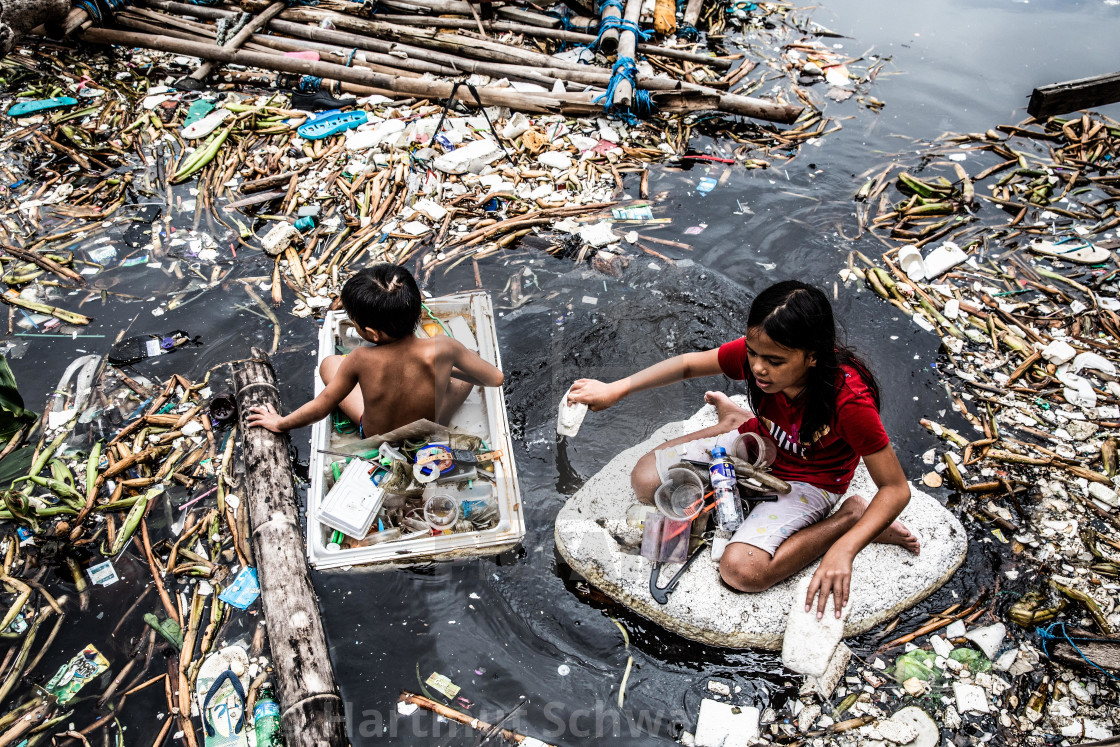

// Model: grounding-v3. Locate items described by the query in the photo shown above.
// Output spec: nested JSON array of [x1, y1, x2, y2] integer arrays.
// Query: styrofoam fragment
[[578, 221, 617, 248], [953, 682, 989, 714], [432, 138, 504, 175], [538, 150, 573, 170], [557, 385, 588, 438], [782, 574, 851, 677], [694, 699, 760, 747], [261, 221, 300, 256], [1042, 339, 1077, 365]]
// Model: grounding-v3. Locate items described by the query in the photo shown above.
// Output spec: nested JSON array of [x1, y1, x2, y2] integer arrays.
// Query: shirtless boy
[[247, 264, 503, 437]]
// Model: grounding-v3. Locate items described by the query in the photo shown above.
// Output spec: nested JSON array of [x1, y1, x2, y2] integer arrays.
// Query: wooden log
[[233, 349, 348, 747], [1028, 71, 1120, 118], [2, 0, 67, 51], [1050, 640, 1120, 672], [184, 0, 287, 84]]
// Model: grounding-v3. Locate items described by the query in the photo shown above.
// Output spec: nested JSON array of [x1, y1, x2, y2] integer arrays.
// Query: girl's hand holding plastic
[[805, 547, 853, 620], [247, 404, 286, 433], [567, 378, 626, 411]]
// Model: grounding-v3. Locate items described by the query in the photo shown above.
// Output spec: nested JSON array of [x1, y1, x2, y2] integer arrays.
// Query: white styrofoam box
[[318, 459, 384, 539]]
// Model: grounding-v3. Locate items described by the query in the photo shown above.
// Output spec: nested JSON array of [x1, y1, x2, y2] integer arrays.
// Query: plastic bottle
[[709, 446, 743, 531], [254, 684, 284, 746]]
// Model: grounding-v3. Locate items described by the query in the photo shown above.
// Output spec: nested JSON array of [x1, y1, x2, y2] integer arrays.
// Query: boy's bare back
[[344, 336, 456, 436]]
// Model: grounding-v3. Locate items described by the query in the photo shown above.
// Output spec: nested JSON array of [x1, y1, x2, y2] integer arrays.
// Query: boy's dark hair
[[745, 280, 881, 446], [341, 264, 421, 340]]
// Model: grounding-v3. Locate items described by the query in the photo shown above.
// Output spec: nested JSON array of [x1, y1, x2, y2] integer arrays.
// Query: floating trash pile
[[819, 112, 1120, 744], [0, 360, 275, 746]]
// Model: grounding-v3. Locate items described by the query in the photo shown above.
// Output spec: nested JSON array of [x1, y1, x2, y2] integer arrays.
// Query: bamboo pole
[[233, 349, 348, 747], [184, 0, 287, 84], [682, 0, 704, 34], [597, 0, 621, 54], [80, 27, 739, 116], [612, 0, 642, 109]]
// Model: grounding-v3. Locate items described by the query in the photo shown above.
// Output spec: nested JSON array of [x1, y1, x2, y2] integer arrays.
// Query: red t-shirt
[[716, 337, 889, 493]]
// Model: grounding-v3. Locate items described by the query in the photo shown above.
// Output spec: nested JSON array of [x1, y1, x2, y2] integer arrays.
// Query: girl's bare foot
[[840, 495, 921, 555], [705, 391, 751, 429]]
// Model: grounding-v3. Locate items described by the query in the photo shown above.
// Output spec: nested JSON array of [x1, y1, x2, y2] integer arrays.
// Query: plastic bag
[[949, 647, 992, 673], [893, 649, 937, 681]]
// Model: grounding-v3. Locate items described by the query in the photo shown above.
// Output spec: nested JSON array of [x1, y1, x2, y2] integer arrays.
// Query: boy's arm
[[567, 348, 724, 411], [445, 338, 504, 387], [246, 356, 360, 432]]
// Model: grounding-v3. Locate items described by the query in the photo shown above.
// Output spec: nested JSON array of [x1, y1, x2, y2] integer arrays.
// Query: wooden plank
[[1028, 71, 1120, 118], [234, 349, 349, 747], [1050, 640, 1120, 672]]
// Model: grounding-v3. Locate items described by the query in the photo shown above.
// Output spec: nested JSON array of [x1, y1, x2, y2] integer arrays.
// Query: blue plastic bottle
[[709, 446, 743, 531]]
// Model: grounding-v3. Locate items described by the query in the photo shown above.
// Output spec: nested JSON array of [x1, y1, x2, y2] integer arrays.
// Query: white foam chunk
[[557, 385, 588, 438], [694, 699, 760, 747], [963, 622, 1006, 660], [953, 682, 989, 714], [781, 574, 851, 678]]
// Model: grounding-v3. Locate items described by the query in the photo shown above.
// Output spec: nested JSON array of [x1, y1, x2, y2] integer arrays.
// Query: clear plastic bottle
[[709, 446, 744, 531], [253, 684, 284, 746]]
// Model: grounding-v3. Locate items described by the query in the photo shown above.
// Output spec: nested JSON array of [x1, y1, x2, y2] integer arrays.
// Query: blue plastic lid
[[710, 446, 726, 458]]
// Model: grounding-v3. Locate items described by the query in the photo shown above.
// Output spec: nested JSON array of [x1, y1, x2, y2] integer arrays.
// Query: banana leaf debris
[[0, 362, 270, 746]]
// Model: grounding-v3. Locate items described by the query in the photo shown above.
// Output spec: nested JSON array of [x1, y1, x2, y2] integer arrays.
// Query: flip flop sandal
[[1029, 238, 1110, 265], [182, 109, 232, 140], [183, 100, 215, 128], [7, 97, 78, 117], [200, 669, 249, 747], [298, 110, 368, 140]]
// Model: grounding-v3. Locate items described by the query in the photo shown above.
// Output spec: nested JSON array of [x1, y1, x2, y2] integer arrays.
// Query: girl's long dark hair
[[745, 280, 880, 445]]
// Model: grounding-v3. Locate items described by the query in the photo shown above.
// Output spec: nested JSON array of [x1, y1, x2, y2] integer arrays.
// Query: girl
[[567, 280, 919, 620]]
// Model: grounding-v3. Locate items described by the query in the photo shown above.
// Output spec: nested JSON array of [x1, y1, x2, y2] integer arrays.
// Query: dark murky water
[[9, 0, 1120, 743]]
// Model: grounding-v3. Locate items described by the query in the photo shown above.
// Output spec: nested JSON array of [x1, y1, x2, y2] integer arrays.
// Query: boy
[[247, 264, 504, 437]]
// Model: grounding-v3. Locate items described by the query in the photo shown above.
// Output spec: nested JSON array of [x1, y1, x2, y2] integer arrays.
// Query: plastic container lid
[[423, 493, 460, 530]]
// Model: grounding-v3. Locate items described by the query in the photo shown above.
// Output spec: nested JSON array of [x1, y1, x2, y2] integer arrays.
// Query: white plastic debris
[[432, 138, 505, 174], [261, 221, 300, 256], [500, 112, 531, 140], [781, 574, 851, 677], [1088, 482, 1119, 509], [1071, 351, 1117, 377], [953, 682, 989, 714], [407, 199, 448, 222], [578, 221, 618, 248], [537, 150, 573, 170], [945, 620, 966, 638], [557, 385, 588, 438], [887, 707, 939, 747], [898, 245, 928, 281], [963, 623, 1006, 660], [922, 241, 967, 278], [876, 719, 918, 745], [694, 699, 760, 747], [929, 634, 953, 659], [1042, 339, 1078, 365]]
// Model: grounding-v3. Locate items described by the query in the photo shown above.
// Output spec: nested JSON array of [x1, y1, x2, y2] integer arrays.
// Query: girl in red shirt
[[568, 280, 919, 620]]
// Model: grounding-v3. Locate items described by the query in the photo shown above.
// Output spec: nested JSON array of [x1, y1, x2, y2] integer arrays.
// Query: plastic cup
[[654, 467, 704, 521], [423, 493, 460, 531]]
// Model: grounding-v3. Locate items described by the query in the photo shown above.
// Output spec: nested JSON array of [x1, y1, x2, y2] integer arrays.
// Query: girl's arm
[[447, 338, 504, 387], [567, 348, 724, 411], [247, 357, 359, 432], [804, 445, 912, 619]]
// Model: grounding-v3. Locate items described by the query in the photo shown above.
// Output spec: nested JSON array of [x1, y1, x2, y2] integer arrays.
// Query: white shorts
[[728, 481, 841, 556]]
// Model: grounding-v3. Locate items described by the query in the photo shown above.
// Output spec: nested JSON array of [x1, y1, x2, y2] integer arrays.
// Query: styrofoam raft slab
[[555, 399, 967, 649]]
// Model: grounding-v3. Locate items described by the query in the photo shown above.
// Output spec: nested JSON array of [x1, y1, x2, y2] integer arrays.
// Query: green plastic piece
[[893, 649, 937, 681]]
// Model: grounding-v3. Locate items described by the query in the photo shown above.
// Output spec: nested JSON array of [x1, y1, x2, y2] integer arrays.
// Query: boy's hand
[[246, 404, 286, 433], [568, 378, 626, 411]]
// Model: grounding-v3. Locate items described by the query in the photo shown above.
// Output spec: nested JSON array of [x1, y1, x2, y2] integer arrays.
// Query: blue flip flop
[[7, 97, 78, 118], [201, 669, 249, 747], [297, 110, 367, 140]]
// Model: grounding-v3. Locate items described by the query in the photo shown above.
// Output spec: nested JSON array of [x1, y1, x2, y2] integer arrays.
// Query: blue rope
[[76, 0, 103, 23], [597, 0, 624, 12], [1037, 622, 1120, 683], [293, 75, 322, 93], [345, 48, 358, 66], [591, 15, 653, 47], [594, 56, 653, 124]]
